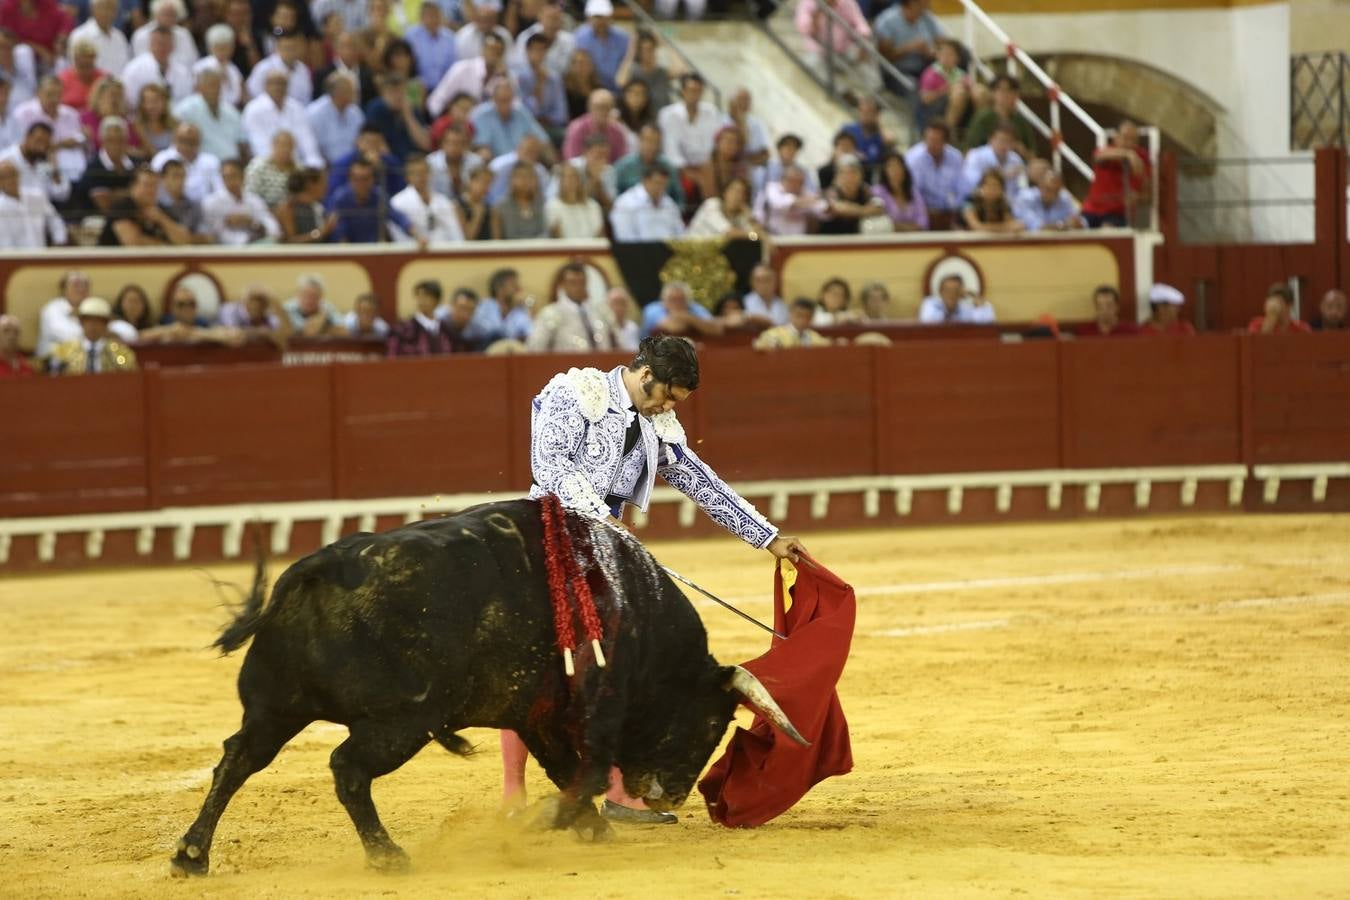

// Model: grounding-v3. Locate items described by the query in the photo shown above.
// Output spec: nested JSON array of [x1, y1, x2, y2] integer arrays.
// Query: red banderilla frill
[[538, 495, 606, 676]]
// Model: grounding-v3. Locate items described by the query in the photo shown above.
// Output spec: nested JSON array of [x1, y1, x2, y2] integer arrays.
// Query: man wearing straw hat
[[46, 296, 138, 375]]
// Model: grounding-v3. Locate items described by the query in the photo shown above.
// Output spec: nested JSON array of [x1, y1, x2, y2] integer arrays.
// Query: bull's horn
[[726, 666, 811, 747]]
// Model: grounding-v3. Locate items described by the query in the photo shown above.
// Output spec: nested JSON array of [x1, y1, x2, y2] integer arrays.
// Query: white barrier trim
[[2, 463, 1346, 566]]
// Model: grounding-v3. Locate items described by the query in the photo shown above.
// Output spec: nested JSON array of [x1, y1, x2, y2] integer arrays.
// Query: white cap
[[1148, 283, 1184, 305], [585, 0, 614, 16], [78, 297, 113, 319]]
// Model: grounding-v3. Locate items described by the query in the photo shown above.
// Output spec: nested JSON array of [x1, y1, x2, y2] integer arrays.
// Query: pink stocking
[[500, 730, 529, 805]]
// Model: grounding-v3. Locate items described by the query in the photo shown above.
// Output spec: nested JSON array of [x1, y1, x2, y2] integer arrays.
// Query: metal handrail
[[806, 0, 916, 94], [612, 0, 722, 109]]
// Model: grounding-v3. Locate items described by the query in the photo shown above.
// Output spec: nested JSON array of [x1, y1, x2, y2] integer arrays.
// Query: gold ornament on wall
[[659, 238, 736, 311]]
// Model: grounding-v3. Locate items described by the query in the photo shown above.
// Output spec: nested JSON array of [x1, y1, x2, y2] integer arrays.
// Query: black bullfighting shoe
[[600, 800, 678, 825]]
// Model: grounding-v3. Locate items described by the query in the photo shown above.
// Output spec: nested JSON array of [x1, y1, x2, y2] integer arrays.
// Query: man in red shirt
[[1082, 119, 1148, 229], [1073, 284, 1138, 338], [0, 313, 35, 378], [1138, 283, 1196, 336], [1247, 283, 1312, 335], [0, 0, 72, 68]]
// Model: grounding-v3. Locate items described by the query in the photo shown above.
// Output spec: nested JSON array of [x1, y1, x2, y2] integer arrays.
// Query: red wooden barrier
[[1248, 332, 1350, 463]]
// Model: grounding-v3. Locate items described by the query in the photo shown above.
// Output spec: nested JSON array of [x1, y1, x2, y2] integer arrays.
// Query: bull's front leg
[[519, 726, 614, 842]]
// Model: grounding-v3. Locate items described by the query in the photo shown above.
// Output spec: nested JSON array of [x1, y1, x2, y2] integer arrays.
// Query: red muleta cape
[[698, 556, 855, 827]]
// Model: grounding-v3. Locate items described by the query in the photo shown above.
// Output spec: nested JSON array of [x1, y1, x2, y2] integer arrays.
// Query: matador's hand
[[767, 535, 807, 563]]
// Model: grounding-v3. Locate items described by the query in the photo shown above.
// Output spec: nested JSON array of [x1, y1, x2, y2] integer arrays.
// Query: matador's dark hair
[[630, 335, 700, 392]]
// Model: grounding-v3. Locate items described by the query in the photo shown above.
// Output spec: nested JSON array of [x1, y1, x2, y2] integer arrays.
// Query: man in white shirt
[[656, 73, 721, 194], [246, 30, 313, 105], [962, 124, 1025, 199], [173, 66, 246, 162], [0, 159, 66, 248], [193, 25, 246, 108], [13, 76, 87, 185], [68, 0, 131, 74], [151, 123, 223, 202], [122, 26, 194, 110], [918, 274, 996, 324], [0, 123, 71, 204], [609, 165, 684, 242], [455, 0, 514, 61], [242, 70, 324, 166], [723, 88, 770, 166], [514, 2, 576, 78], [757, 165, 826, 236], [427, 32, 516, 116], [36, 270, 91, 358], [131, 0, 200, 72], [201, 159, 281, 245], [0, 30, 37, 110], [427, 123, 482, 198], [391, 154, 464, 243], [306, 71, 365, 164], [741, 264, 789, 326]]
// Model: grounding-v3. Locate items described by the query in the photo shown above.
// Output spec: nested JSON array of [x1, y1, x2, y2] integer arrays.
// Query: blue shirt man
[[405, 4, 458, 91], [305, 89, 365, 164], [573, 7, 630, 92], [904, 124, 965, 215], [330, 161, 414, 243], [470, 88, 549, 158], [514, 58, 568, 130], [1013, 176, 1083, 232], [874, 0, 942, 79], [641, 295, 712, 338], [465, 295, 533, 344]]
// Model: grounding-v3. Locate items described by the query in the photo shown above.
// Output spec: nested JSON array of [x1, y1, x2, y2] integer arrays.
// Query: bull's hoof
[[169, 839, 209, 877], [365, 845, 411, 874], [522, 794, 563, 831], [570, 805, 615, 843]]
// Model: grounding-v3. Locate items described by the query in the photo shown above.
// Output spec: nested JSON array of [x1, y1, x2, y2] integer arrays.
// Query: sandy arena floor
[[2, 513, 1349, 899]]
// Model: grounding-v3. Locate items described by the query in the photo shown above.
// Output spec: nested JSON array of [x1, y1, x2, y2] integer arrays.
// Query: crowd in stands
[[2, 260, 1343, 378], [0, 0, 1147, 249]]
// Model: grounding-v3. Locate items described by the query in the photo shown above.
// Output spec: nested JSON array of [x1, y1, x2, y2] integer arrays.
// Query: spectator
[[72, 117, 136, 214], [654, 0, 706, 21], [618, 29, 673, 111], [0, 122, 70, 204], [328, 125, 404, 199], [202, 158, 281, 245], [153, 283, 212, 328], [816, 129, 859, 191], [917, 37, 970, 133], [842, 96, 891, 171], [962, 123, 1024, 198], [527, 261, 616, 351], [1014, 168, 1082, 232], [640, 279, 719, 339], [0, 158, 66, 248], [812, 277, 859, 325], [962, 169, 1023, 234], [708, 125, 749, 198], [97, 166, 193, 246], [391, 153, 463, 242], [491, 160, 547, 239], [439, 288, 488, 352], [331, 157, 414, 243], [758, 165, 826, 236], [615, 79, 654, 146], [59, 40, 107, 113], [563, 88, 626, 163], [610, 164, 684, 242], [428, 31, 514, 114], [1312, 289, 1346, 331], [275, 167, 334, 243], [1138, 283, 1195, 336], [872, 150, 928, 231], [79, 76, 125, 154], [306, 71, 365, 164], [457, 165, 494, 239], [244, 129, 300, 207], [608, 286, 639, 351], [1247, 283, 1312, 335], [0, 27, 36, 112], [571, 134, 617, 210], [157, 158, 207, 240], [15, 75, 88, 186], [314, 0, 369, 32], [174, 67, 246, 163], [109, 283, 154, 343], [242, 70, 322, 166], [1073, 285, 1136, 338], [562, 48, 601, 121], [406, 0, 457, 93], [515, 2, 575, 81], [471, 77, 548, 158], [466, 266, 533, 344], [741, 264, 788, 326], [46, 297, 139, 375], [724, 87, 770, 167], [486, 132, 551, 204], [795, 0, 872, 76], [754, 132, 819, 196], [122, 26, 193, 111], [224, 0, 262, 77], [546, 162, 604, 238], [574, 0, 630, 92], [316, 30, 377, 107], [964, 75, 1036, 157], [874, 0, 940, 84], [753, 298, 830, 350], [246, 29, 311, 105], [820, 155, 884, 235], [1081, 119, 1148, 229], [37, 270, 91, 358], [366, 74, 431, 160], [284, 273, 345, 336], [614, 123, 683, 206], [69, 0, 130, 75], [0, 0, 71, 69], [0, 313, 34, 379], [658, 73, 721, 201], [130, 0, 198, 72], [859, 282, 894, 321], [342, 292, 390, 339], [194, 25, 245, 108], [516, 32, 568, 135], [455, 0, 512, 61], [151, 122, 222, 202], [918, 273, 995, 323], [428, 122, 483, 196], [688, 176, 761, 238], [217, 285, 294, 346], [130, 83, 176, 157]]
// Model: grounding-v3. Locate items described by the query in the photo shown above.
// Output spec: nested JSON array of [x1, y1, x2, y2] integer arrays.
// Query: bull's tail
[[213, 538, 272, 654]]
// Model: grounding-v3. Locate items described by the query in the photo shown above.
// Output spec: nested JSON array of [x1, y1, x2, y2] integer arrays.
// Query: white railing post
[[1050, 93, 1062, 173]]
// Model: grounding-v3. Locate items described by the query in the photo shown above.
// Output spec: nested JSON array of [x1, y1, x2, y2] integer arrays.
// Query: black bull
[[170, 499, 806, 876]]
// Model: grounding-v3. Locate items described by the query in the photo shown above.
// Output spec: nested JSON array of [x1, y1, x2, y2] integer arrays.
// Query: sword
[[661, 566, 786, 640]]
